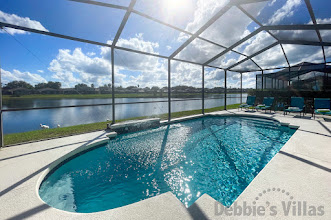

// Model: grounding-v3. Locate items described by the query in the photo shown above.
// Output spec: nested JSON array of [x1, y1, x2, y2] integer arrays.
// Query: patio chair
[[284, 97, 305, 117], [255, 97, 275, 113], [239, 96, 256, 111], [312, 98, 331, 119]]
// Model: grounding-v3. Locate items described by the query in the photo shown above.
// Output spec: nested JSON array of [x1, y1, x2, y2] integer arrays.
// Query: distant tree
[[91, 84, 94, 89], [35, 81, 61, 90], [35, 83, 48, 90], [151, 86, 159, 96], [151, 86, 160, 91], [75, 83, 90, 91], [47, 81, 61, 89], [127, 86, 137, 90], [4, 81, 33, 90]]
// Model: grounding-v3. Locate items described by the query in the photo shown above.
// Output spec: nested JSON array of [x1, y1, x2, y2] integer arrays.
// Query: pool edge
[[36, 112, 299, 214]]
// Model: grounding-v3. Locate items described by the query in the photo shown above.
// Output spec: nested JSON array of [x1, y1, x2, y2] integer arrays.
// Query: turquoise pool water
[[39, 116, 296, 213]]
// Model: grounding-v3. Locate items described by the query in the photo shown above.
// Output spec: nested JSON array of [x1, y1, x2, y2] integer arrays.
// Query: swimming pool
[[39, 116, 296, 213]]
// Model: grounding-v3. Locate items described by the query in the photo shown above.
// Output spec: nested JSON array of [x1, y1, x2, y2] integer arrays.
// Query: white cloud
[[184, 0, 229, 34], [47, 34, 168, 88], [115, 33, 159, 54], [315, 18, 331, 24], [282, 44, 324, 65], [205, 68, 225, 88], [37, 70, 44, 73], [236, 31, 277, 56], [252, 44, 288, 69], [210, 51, 245, 69], [49, 48, 111, 76], [176, 38, 224, 64], [4, 0, 330, 90], [48, 48, 114, 87], [269, 0, 277, 6], [45, 0, 328, 89], [0, 10, 48, 35], [1, 68, 47, 85], [270, 29, 319, 42], [200, 6, 253, 47], [242, 72, 258, 88], [268, 0, 302, 25], [87, 52, 96, 57], [171, 61, 202, 87]]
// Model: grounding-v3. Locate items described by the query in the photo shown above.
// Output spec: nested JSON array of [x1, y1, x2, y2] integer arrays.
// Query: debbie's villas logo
[[215, 188, 325, 217]]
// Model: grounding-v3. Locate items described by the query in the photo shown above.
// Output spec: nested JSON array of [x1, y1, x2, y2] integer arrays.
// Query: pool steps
[[106, 132, 117, 139]]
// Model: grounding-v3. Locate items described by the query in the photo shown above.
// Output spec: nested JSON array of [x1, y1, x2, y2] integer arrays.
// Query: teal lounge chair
[[284, 97, 305, 117], [313, 98, 331, 119], [239, 96, 256, 111], [255, 97, 275, 113]]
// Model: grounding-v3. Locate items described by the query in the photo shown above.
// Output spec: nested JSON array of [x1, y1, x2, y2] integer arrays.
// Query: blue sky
[[0, 0, 330, 89]]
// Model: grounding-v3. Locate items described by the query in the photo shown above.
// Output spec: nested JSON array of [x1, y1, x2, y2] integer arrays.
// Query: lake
[[2, 93, 247, 134]]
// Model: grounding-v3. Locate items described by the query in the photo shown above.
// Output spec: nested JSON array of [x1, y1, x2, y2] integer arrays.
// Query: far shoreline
[[2, 92, 246, 100]]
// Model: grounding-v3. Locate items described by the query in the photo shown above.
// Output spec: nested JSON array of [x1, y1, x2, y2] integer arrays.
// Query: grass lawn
[[3, 103, 240, 146]]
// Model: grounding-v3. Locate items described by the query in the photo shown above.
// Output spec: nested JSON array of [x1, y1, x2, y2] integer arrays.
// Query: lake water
[[3, 94, 247, 134]]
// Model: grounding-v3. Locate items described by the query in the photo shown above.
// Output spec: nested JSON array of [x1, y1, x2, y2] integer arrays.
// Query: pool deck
[[0, 110, 330, 219]]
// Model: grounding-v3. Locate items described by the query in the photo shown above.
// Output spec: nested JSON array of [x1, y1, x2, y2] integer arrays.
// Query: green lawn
[[3, 103, 240, 146]]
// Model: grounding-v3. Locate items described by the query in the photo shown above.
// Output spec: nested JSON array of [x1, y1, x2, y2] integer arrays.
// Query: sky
[[0, 0, 330, 89]]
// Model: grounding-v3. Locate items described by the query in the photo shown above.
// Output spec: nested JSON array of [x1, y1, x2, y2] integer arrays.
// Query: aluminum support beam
[[204, 28, 263, 65], [279, 40, 331, 47], [112, 0, 136, 47], [202, 65, 205, 114], [261, 70, 265, 91], [169, 4, 232, 59], [238, 5, 290, 69], [168, 59, 171, 121], [240, 73, 243, 104], [256, 75, 258, 90], [305, 0, 326, 62], [71, 0, 258, 61], [69, 0, 128, 10], [263, 24, 331, 30], [111, 47, 115, 124], [227, 42, 278, 70], [224, 70, 227, 110]]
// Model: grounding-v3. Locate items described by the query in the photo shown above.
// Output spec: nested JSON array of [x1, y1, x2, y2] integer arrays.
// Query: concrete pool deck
[[0, 110, 330, 219]]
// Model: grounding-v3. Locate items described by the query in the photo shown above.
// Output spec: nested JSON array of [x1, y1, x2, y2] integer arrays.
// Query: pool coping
[[0, 110, 330, 219]]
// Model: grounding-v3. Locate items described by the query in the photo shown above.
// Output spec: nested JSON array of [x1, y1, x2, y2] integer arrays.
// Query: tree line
[[2, 80, 248, 96]]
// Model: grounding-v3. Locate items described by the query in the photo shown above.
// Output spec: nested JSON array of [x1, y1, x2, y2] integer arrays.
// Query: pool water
[[39, 116, 296, 213]]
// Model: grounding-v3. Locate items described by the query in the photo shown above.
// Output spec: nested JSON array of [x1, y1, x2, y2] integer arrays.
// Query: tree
[[4, 81, 33, 90], [35, 81, 61, 90], [35, 83, 48, 90], [151, 86, 160, 91], [127, 86, 137, 90], [151, 86, 159, 96], [75, 83, 90, 91], [47, 81, 61, 89]]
